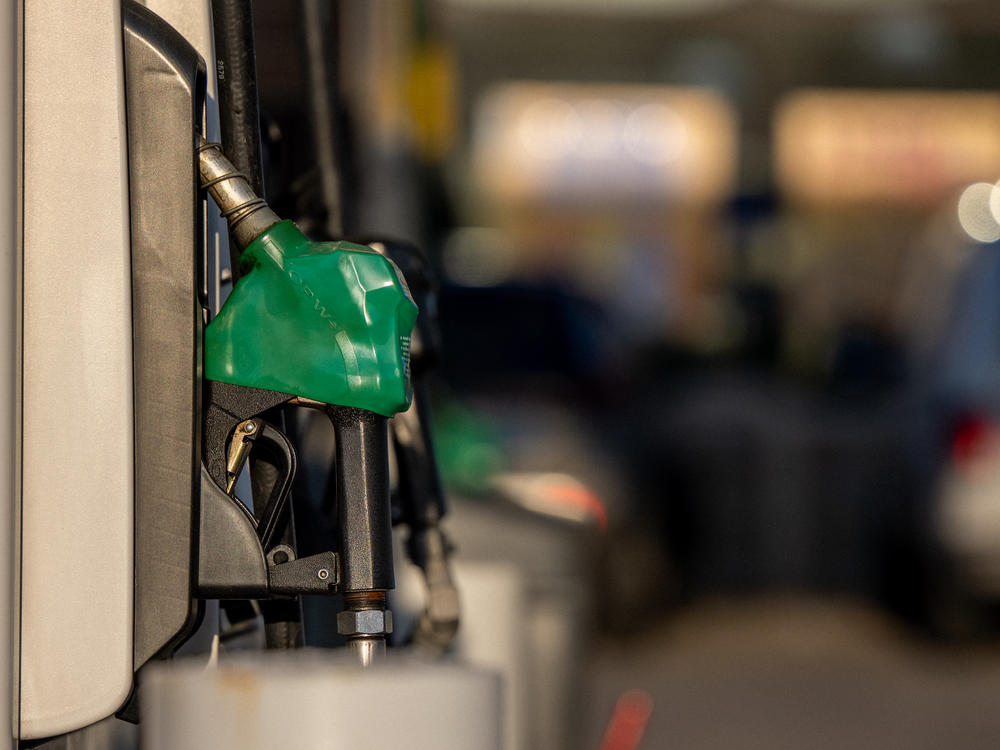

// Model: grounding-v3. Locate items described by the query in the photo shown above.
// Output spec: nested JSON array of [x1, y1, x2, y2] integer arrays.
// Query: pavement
[[585, 596, 1000, 749]]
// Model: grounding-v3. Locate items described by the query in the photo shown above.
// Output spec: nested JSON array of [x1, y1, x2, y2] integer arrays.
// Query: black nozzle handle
[[329, 406, 394, 592]]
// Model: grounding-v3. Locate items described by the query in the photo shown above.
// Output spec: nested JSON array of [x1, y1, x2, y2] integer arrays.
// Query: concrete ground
[[584, 596, 1000, 750]]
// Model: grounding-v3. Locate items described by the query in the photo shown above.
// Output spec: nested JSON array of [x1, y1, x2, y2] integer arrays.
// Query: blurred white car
[[937, 416, 1000, 596]]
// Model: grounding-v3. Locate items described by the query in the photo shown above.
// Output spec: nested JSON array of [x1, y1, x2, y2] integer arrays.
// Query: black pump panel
[[123, 1, 206, 668]]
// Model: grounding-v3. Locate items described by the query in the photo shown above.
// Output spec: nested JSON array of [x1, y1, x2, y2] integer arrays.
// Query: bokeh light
[[957, 182, 1000, 243]]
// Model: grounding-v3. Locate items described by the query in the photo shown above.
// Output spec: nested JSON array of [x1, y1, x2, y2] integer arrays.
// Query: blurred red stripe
[[547, 483, 608, 531], [599, 689, 654, 750]]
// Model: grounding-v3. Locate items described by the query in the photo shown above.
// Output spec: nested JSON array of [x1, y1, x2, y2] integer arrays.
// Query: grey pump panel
[[123, 1, 205, 668]]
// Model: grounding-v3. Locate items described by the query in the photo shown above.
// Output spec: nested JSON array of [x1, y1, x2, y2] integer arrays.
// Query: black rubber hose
[[299, 0, 345, 238], [211, 0, 265, 281], [211, 0, 303, 649]]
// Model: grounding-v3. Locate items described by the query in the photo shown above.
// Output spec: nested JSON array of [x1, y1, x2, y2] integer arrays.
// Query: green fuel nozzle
[[199, 137, 414, 663], [197, 137, 418, 417]]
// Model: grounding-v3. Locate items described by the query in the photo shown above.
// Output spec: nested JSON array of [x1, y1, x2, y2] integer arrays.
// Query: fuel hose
[[211, 0, 304, 649], [211, 0, 266, 281]]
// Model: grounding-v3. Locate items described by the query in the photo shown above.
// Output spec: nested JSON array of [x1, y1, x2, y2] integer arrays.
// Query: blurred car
[[937, 416, 1000, 598], [919, 244, 1000, 634]]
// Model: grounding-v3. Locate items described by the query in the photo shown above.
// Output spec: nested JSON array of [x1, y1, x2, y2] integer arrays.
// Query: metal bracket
[[196, 466, 340, 598], [203, 379, 293, 491], [267, 546, 340, 596]]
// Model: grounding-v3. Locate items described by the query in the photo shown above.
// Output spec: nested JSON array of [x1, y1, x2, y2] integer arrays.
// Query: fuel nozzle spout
[[338, 591, 392, 667], [197, 135, 280, 249]]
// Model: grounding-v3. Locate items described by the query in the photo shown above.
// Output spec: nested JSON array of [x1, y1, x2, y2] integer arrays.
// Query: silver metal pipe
[[337, 593, 392, 668], [197, 135, 280, 250], [346, 636, 386, 667]]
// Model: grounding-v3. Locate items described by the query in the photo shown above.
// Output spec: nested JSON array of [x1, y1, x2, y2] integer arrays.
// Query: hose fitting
[[338, 591, 392, 666], [197, 136, 280, 250]]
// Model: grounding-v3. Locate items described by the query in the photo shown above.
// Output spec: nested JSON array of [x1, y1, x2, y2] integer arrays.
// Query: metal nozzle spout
[[338, 591, 392, 667], [197, 135, 280, 250]]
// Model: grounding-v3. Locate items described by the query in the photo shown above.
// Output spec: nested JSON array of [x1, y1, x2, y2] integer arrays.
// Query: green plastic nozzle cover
[[205, 220, 418, 417]]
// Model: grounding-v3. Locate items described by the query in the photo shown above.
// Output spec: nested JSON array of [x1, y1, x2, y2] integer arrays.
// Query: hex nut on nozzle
[[337, 608, 393, 636]]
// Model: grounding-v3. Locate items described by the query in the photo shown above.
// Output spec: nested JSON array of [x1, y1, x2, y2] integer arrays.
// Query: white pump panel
[[17, 0, 134, 738]]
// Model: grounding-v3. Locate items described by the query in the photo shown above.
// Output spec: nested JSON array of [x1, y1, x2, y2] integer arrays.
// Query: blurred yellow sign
[[775, 90, 1000, 206]]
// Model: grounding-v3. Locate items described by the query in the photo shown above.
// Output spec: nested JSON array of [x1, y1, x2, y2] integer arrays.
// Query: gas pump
[[9, 1, 477, 746]]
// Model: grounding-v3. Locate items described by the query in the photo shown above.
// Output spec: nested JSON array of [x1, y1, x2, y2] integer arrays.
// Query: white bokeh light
[[517, 98, 582, 160], [958, 182, 1000, 244], [574, 98, 626, 160], [624, 103, 688, 165], [990, 179, 1000, 227]]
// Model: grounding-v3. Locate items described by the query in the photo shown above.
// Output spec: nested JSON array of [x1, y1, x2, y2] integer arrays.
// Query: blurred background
[[254, 1, 1000, 747]]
